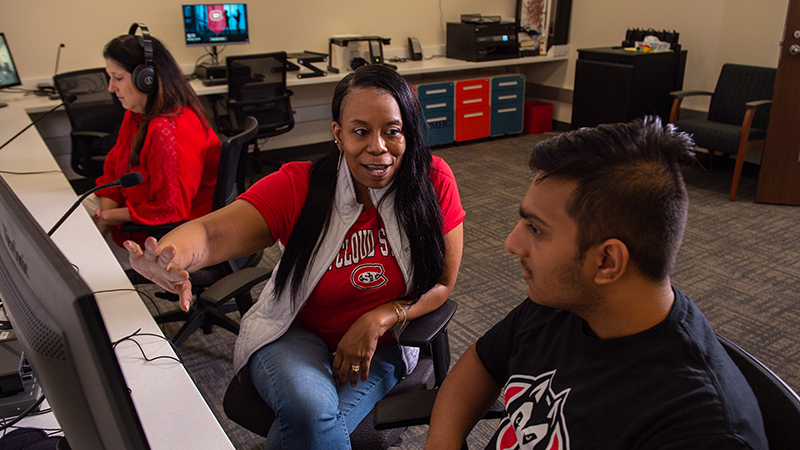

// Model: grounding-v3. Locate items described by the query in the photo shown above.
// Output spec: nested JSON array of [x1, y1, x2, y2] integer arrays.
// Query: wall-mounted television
[[0, 33, 22, 90], [183, 4, 249, 47]]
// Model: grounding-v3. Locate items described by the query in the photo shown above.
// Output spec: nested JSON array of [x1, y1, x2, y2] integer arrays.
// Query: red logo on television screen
[[207, 5, 227, 34]]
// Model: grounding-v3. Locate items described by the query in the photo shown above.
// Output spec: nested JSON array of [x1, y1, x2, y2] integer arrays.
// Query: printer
[[446, 21, 519, 62]]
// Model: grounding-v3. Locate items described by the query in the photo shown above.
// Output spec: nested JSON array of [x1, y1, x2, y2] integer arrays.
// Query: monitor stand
[[207, 45, 223, 65]]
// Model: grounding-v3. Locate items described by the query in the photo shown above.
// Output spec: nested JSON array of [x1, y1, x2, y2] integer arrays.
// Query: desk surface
[[194, 53, 567, 93], [0, 100, 234, 449]]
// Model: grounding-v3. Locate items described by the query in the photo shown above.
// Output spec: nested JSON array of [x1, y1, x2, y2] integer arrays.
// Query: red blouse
[[95, 107, 221, 247]]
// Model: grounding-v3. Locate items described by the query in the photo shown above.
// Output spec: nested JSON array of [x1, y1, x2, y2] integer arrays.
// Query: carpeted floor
[[142, 132, 800, 450]]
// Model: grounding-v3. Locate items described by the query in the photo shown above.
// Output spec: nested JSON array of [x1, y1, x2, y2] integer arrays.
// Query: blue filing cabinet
[[490, 74, 525, 136], [416, 82, 455, 147]]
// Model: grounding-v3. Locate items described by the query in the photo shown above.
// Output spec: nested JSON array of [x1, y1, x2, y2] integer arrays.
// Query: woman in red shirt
[[125, 65, 465, 449], [87, 24, 220, 268]]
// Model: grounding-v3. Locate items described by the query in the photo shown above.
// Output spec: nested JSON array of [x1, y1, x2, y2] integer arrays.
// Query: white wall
[[2, 0, 789, 117], [0, 0, 517, 82]]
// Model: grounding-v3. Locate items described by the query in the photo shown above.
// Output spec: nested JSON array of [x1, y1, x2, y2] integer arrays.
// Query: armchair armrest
[[745, 99, 772, 109], [669, 90, 715, 123], [198, 266, 272, 312], [669, 90, 713, 98]]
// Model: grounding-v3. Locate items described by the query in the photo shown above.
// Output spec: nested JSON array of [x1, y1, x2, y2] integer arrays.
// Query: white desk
[[193, 53, 567, 92], [0, 100, 234, 449]]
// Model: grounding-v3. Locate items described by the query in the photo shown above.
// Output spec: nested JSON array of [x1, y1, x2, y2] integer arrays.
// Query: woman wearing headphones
[[89, 24, 221, 268]]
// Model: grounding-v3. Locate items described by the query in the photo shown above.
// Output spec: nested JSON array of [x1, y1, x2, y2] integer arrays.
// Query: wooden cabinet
[[571, 47, 687, 129]]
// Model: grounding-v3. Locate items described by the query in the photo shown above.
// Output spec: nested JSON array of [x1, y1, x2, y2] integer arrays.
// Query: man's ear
[[592, 239, 629, 285]]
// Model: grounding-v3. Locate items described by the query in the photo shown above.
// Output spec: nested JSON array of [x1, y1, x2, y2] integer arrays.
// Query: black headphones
[[128, 23, 156, 94]]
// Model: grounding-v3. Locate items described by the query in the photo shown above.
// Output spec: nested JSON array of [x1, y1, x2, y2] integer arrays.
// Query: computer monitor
[[0, 33, 21, 108], [183, 4, 249, 47], [0, 176, 150, 449]]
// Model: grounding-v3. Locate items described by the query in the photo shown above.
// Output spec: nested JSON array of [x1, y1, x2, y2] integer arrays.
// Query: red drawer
[[455, 78, 490, 108], [455, 105, 490, 142]]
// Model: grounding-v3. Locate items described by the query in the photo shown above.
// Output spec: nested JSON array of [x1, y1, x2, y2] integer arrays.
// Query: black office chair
[[669, 64, 776, 201], [716, 333, 800, 449], [212, 51, 294, 179], [217, 278, 458, 450], [53, 68, 126, 186], [121, 116, 262, 347]]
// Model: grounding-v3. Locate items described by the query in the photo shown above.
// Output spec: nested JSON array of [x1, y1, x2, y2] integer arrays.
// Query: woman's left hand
[[332, 308, 392, 388]]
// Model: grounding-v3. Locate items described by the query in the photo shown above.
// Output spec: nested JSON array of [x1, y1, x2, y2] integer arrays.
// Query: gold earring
[[337, 150, 343, 170]]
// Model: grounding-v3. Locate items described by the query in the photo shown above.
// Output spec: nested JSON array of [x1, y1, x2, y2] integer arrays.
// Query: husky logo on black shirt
[[491, 371, 571, 450]]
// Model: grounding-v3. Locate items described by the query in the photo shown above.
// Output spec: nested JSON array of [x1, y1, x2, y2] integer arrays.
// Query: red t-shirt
[[95, 108, 221, 247], [240, 156, 465, 349]]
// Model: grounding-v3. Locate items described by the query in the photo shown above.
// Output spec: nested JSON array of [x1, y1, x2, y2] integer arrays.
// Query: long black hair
[[103, 34, 210, 166], [272, 64, 446, 306]]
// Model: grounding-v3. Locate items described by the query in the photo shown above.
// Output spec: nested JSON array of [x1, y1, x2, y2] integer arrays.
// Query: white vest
[[233, 161, 420, 375]]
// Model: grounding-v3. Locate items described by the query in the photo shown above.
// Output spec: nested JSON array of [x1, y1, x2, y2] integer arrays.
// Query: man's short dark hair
[[529, 116, 696, 281]]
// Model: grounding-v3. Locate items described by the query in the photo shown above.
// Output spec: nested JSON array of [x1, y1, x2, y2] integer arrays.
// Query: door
[[755, 0, 800, 205]]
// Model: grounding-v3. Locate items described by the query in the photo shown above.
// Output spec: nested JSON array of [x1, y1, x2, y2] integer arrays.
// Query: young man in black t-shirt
[[425, 117, 768, 450]]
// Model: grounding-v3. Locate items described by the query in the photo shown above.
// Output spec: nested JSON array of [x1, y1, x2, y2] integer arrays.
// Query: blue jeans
[[249, 325, 405, 450]]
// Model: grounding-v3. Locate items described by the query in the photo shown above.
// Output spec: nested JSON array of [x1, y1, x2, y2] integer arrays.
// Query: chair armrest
[[670, 90, 714, 98], [118, 221, 186, 237], [374, 389, 439, 429], [374, 385, 507, 430], [228, 93, 292, 106], [198, 266, 272, 312], [72, 131, 111, 139], [397, 299, 458, 348], [745, 99, 772, 109]]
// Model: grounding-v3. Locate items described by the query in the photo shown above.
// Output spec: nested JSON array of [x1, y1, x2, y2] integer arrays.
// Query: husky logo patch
[[351, 263, 387, 290], [493, 371, 570, 450]]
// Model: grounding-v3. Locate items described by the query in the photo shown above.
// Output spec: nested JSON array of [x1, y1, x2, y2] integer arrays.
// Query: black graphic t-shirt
[[476, 288, 767, 450]]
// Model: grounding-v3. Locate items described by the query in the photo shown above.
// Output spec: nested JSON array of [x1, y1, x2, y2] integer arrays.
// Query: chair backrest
[[213, 115, 261, 274], [212, 116, 259, 211], [708, 64, 776, 129], [225, 52, 294, 138], [53, 68, 126, 135], [716, 333, 800, 449]]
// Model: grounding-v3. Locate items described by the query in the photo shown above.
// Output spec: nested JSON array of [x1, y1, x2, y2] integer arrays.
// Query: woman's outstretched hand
[[124, 236, 193, 311]]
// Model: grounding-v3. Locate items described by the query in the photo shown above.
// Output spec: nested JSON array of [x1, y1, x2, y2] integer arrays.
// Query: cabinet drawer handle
[[462, 84, 483, 90], [497, 94, 517, 101], [426, 116, 447, 123], [497, 107, 517, 114], [425, 88, 448, 95], [498, 81, 518, 87], [426, 103, 447, 109], [463, 112, 484, 118], [462, 98, 483, 105]]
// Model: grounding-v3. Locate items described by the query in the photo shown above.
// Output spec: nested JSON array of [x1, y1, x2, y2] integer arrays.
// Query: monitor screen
[[0, 176, 150, 450], [183, 4, 249, 47], [0, 33, 22, 89]]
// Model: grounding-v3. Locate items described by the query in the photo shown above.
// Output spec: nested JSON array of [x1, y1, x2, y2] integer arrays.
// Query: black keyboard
[[202, 78, 227, 87]]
